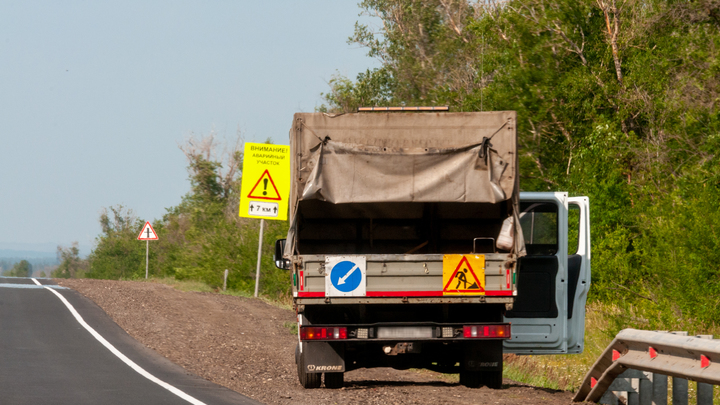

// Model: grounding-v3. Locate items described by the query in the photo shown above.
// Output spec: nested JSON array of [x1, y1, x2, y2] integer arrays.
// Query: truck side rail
[[573, 329, 720, 403]]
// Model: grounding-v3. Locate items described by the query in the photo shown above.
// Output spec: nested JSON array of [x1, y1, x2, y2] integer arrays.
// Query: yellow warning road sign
[[239, 143, 290, 221], [442, 254, 485, 295]]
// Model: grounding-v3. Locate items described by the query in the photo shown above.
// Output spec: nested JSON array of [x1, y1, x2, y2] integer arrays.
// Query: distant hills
[[0, 242, 91, 260], [0, 249, 58, 259], [0, 256, 58, 277], [0, 247, 60, 277]]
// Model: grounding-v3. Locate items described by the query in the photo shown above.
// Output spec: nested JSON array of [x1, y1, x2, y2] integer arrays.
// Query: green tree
[[86, 205, 146, 279], [8, 260, 32, 277], [52, 242, 88, 278], [161, 133, 290, 297], [322, 0, 720, 324]]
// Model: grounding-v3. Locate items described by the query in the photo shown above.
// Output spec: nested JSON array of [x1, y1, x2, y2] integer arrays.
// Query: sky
[[0, 1, 378, 257]]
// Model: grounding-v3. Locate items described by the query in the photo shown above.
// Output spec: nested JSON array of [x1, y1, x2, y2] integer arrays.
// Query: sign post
[[254, 219, 264, 297], [238, 143, 290, 297], [137, 221, 159, 279]]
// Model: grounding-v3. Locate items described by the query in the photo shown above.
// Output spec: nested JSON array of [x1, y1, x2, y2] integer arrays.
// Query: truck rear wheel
[[296, 344, 321, 389], [459, 370, 482, 388], [459, 370, 503, 389], [480, 370, 503, 389], [324, 372, 344, 389]]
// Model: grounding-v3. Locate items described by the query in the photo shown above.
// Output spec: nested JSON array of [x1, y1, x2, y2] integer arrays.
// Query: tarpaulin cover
[[286, 111, 525, 256], [291, 111, 518, 204]]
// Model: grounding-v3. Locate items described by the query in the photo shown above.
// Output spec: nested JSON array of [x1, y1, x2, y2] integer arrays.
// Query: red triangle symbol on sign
[[247, 169, 282, 201], [137, 221, 158, 240], [443, 256, 485, 293]]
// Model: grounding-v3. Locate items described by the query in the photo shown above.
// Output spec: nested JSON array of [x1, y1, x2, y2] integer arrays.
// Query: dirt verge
[[59, 279, 582, 404]]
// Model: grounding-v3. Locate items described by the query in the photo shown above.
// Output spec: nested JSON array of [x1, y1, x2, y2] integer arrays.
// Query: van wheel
[[324, 372, 344, 389], [296, 344, 321, 388]]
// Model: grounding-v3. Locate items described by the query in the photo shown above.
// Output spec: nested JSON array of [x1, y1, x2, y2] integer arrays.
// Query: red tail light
[[300, 327, 348, 341], [462, 324, 511, 339]]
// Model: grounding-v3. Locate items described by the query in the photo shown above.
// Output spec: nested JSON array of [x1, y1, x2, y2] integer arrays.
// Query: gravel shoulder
[[58, 279, 581, 405]]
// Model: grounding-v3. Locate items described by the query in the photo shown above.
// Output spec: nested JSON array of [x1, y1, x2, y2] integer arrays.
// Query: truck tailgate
[[295, 254, 515, 304]]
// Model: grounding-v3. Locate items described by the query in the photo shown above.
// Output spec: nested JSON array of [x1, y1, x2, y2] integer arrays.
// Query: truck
[[274, 110, 591, 389]]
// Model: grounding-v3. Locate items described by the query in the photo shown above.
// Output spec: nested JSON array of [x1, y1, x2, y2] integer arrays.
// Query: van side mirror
[[274, 239, 291, 270]]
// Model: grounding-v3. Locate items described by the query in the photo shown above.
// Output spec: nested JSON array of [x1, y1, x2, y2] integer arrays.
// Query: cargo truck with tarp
[[274, 110, 591, 389]]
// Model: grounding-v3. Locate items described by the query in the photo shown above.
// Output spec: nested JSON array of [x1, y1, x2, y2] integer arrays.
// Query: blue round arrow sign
[[330, 261, 362, 292]]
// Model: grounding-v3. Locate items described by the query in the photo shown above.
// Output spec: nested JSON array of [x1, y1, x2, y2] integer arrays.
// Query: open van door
[[504, 192, 568, 354], [565, 196, 591, 353], [504, 192, 591, 354]]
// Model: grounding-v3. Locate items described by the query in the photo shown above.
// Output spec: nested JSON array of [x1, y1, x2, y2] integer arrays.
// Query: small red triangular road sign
[[443, 256, 485, 293], [137, 221, 159, 240], [247, 169, 282, 201]]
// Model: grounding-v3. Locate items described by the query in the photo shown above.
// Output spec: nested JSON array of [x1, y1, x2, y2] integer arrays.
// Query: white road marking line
[[0, 284, 66, 289], [31, 278, 42, 286], [31, 278, 207, 405]]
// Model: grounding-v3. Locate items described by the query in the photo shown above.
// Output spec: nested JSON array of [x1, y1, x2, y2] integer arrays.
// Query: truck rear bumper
[[299, 322, 511, 342]]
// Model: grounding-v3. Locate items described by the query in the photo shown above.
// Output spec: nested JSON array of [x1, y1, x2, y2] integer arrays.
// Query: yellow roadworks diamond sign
[[239, 143, 290, 221], [442, 254, 485, 295]]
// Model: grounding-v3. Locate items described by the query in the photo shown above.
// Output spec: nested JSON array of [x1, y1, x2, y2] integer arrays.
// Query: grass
[[141, 275, 295, 310], [283, 321, 299, 335], [503, 301, 616, 391], [141, 276, 215, 293], [219, 288, 294, 310]]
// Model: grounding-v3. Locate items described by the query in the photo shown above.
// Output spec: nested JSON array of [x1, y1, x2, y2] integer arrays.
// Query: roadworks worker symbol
[[247, 169, 281, 201], [442, 254, 485, 295]]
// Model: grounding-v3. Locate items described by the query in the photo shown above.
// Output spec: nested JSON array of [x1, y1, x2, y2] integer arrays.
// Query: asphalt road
[[0, 277, 261, 405]]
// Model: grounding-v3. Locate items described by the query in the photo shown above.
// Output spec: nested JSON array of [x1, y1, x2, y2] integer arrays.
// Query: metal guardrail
[[573, 329, 720, 404]]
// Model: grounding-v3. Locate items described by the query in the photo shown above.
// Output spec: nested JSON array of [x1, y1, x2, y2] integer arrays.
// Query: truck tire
[[324, 372, 344, 389], [296, 344, 321, 389], [459, 370, 482, 388], [480, 370, 503, 389]]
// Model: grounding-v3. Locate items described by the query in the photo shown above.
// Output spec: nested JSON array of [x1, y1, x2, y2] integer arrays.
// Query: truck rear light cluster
[[300, 326, 347, 341], [463, 324, 511, 339]]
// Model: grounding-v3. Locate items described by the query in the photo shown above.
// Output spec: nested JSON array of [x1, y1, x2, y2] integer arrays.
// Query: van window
[[567, 204, 580, 256], [519, 202, 558, 255]]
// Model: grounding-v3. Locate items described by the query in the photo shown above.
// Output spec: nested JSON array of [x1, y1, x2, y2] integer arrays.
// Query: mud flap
[[301, 341, 345, 373], [463, 340, 503, 371]]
